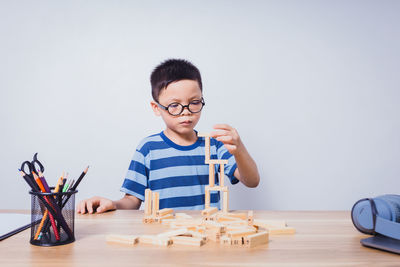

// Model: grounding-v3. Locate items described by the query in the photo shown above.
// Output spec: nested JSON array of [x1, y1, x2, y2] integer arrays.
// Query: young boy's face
[[151, 79, 203, 136]]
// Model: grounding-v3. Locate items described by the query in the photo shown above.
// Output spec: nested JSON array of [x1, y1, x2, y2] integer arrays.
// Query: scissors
[[21, 152, 45, 178]]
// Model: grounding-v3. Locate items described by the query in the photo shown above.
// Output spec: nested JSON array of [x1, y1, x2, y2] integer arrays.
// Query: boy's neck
[[163, 129, 198, 146]]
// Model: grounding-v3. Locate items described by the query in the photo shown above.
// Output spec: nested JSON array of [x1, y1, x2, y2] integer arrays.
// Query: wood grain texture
[[0, 210, 399, 266]]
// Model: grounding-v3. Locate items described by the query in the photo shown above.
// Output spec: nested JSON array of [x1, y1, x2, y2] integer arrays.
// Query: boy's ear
[[150, 101, 161, 116]]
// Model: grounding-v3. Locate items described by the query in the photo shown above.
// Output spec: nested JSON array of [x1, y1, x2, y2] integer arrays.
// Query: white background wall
[[1, 0, 399, 210]]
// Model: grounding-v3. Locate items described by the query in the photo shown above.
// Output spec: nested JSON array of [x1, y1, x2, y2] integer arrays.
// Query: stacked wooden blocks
[[107, 132, 295, 248]]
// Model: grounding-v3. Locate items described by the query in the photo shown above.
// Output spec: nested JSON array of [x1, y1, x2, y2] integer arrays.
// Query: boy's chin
[[173, 126, 196, 135]]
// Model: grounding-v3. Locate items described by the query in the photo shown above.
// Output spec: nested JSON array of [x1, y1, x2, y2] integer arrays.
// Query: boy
[[77, 59, 260, 214]]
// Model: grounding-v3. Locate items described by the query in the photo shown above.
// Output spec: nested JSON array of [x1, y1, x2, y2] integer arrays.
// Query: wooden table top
[[0, 210, 398, 266]]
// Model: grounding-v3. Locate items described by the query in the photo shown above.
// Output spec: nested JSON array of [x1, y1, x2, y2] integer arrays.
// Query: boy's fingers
[[215, 135, 234, 144], [87, 201, 94, 214], [210, 130, 229, 138], [223, 144, 237, 153], [78, 201, 86, 214], [213, 124, 232, 131]]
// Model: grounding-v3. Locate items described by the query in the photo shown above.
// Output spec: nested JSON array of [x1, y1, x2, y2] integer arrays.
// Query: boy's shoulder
[[136, 132, 164, 152]]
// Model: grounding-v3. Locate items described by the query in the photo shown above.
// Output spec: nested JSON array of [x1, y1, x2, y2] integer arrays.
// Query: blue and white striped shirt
[[120, 131, 239, 210]]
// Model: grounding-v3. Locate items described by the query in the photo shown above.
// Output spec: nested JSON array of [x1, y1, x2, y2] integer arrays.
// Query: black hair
[[150, 59, 202, 101]]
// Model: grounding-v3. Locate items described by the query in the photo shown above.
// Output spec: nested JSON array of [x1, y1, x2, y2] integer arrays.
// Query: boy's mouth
[[180, 120, 192, 125]]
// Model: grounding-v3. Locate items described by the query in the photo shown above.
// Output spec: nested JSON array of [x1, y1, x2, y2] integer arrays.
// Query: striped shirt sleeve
[[120, 143, 150, 201]]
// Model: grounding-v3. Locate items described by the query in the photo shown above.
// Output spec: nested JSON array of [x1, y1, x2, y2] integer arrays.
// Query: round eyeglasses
[[157, 98, 205, 116]]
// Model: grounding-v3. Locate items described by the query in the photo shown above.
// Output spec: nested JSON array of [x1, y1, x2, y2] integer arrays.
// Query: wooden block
[[139, 235, 172, 246], [221, 212, 247, 220], [157, 228, 188, 239], [151, 192, 159, 217], [222, 190, 229, 213], [170, 219, 203, 229], [223, 220, 249, 226], [219, 163, 225, 187], [227, 228, 257, 238], [203, 220, 226, 233], [220, 235, 232, 246], [205, 185, 228, 192], [171, 236, 205, 246], [231, 236, 245, 246], [202, 207, 218, 216], [106, 235, 139, 245], [245, 231, 269, 248], [142, 216, 154, 224], [217, 215, 242, 222], [226, 225, 258, 232], [156, 208, 173, 217], [197, 132, 210, 137], [155, 213, 174, 223], [182, 230, 208, 241], [205, 187, 210, 209], [205, 136, 210, 162], [206, 159, 229, 164], [209, 163, 215, 186], [247, 210, 254, 226], [205, 229, 221, 242], [267, 227, 296, 235], [253, 219, 287, 228], [144, 188, 152, 216]]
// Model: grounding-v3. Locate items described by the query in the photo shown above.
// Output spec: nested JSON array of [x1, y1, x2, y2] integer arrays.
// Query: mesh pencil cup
[[29, 188, 77, 246]]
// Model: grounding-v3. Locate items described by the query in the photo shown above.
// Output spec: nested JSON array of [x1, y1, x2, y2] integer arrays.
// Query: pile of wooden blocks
[[107, 188, 295, 248], [106, 133, 295, 248]]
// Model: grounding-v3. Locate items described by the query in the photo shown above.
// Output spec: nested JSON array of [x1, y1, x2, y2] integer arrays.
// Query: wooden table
[[0, 210, 398, 266]]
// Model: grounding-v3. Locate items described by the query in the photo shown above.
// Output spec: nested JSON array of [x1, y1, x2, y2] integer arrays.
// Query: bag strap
[[369, 198, 400, 240]]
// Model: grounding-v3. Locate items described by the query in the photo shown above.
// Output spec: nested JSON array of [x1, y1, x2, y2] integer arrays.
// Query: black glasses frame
[[157, 97, 205, 116]]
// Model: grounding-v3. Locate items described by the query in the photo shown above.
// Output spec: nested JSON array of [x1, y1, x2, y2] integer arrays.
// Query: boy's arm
[[77, 194, 142, 214], [210, 124, 260, 188], [113, 194, 142, 210]]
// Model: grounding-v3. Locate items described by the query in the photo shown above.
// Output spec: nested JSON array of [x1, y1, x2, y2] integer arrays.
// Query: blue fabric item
[[120, 131, 239, 210], [351, 195, 400, 240]]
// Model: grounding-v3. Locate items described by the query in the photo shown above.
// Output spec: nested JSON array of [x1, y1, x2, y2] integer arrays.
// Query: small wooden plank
[[245, 231, 269, 248], [209, 163, 215, 186], [268, 227, 296, 235], [144, 189, 152, 216], [139, 235, 172, 246], [253, 219, 287, 228], [205, 185, 228, 192], [201, 207, 218, 216], [227, 228, 257, 238], [157, 228, 188, 239], [206, 159, 229, 164], [171, 236, 205, 246], [106, 235, 139, 245], [156, 208, 173, 217], [247, 210, 254, 226], [222, 190, 229, 213], [151, 192, 159, 217], [220, 163, 225, 187], [205, 187, 210, 209]]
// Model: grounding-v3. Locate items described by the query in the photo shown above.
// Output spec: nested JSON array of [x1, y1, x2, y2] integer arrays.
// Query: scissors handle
[[20, 160, 33, 175], [32, 152, 45, 174]]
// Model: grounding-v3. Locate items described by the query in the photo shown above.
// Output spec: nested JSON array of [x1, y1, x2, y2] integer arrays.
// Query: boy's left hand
[[210, 124, 243, 155]]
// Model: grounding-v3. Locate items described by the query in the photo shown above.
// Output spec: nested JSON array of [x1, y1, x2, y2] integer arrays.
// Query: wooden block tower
[[198, 133, 229, 213], [143, 188, 173, 223]]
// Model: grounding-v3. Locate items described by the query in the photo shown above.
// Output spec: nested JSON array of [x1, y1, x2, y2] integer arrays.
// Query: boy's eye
[[190, 100, 201, 105], [168, 103, 180, 108]]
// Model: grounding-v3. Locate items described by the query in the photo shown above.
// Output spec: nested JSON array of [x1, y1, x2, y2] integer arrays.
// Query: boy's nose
[[181, 106, 191, 115]]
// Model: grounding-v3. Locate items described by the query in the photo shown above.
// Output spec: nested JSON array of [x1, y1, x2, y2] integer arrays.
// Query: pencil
[[71, 166, 89, 191], [34, 176, 63, 240]]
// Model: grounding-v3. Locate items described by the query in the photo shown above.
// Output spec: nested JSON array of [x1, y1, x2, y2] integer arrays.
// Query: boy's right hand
[[76, 196, 116, 214]]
